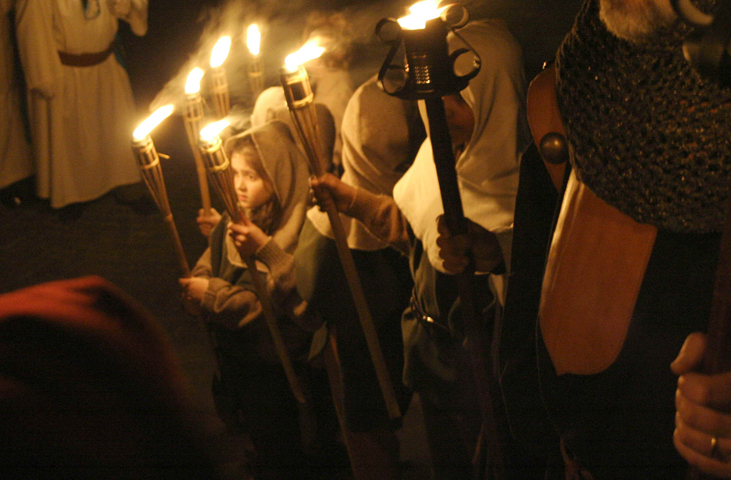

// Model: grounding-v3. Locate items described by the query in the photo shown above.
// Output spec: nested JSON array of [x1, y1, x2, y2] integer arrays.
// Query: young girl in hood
[[311, 18, 530, 480], [180, 121, 318, 480]]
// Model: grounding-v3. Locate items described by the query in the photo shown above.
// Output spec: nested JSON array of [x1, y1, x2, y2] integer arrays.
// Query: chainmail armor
[[556, 0, 731, 233]]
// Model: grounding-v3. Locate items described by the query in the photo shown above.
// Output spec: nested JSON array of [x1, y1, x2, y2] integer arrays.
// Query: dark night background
[[1, 0, 584, 476]]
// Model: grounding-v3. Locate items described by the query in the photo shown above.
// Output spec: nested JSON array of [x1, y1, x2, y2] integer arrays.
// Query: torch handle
[[320, 195, 402, 421], [184, 118, 212, 214], [424, 97, 506, 480], [246, 252, 307, 405], [211, 67, 230, 118], [162, 212, 192, 278]]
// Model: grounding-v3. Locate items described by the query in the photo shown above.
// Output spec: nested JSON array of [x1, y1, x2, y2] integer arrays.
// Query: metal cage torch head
[[198, 120, 243, 221], [280, 64, 327, 176], [376, 2, 480, 100]]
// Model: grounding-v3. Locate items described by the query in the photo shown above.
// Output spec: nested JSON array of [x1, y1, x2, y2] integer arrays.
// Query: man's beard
[[599, 0, 677, 41]]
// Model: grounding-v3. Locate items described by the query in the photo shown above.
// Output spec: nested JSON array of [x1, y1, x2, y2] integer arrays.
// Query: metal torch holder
[[198, 136, 307, 405], [377, 13, 506, 479], [131, 136, 191, 277], [211, 67, 230, 118], [280, 65, 402, 421]]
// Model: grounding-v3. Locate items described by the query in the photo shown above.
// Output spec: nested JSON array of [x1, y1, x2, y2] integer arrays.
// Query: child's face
[[231, 147, 274, 210]]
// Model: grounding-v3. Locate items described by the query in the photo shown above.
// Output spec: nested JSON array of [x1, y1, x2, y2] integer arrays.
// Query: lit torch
[[184, 67, 212, 214], [197, 120, 306, 405], [210, 35, 232, 118], [246, 24, 264, 104], [131, 105, 191, 277], [280, 41, 401, 421]]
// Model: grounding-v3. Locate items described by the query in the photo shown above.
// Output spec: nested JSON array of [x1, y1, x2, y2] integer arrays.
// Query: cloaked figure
[[14, 0, 148, 210], [1, 0, 33, 206]]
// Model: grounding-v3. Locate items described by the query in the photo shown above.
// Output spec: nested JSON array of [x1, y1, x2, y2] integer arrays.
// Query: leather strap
[[58, 42, 115, 67], [526, 64, 567, 191], [539, 170, 657, 375]]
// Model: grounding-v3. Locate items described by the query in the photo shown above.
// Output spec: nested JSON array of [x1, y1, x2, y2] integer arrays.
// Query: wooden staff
[[246, 24, 264, 105], [184, 89, 212, 214], [131, 135, 191, 278], [198, 128, 306, 405], [248, 55, 264, 105], [424, 96, 506, 480], [280, 65, 402, 421], [211, 67, 230, 118], [210, 36, 232, 119]]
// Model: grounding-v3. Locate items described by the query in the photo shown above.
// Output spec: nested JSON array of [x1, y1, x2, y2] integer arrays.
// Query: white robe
[[1, 0, 33, 189], [14, 0, 145, 208]]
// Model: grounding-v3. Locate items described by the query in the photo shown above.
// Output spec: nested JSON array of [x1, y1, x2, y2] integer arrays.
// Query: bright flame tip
[[200, 119, 231, 143], [133, 104, 174, 141]]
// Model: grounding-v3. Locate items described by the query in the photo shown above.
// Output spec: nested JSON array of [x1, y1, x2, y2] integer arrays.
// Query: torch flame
[[398, 0, 450, 30], [247, 24, 261, 56], [284, 38, 325, 72], [185, 67, 205, 94], [200, 119, 231, 143], [210, 35, 232, 68], [133, 104, 174, 141]]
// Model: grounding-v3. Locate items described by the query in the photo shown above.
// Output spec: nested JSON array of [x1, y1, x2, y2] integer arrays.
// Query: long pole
[[131, 136, 191, 278], [281, 65, 402, 421], [184, 92, 212, 214], [424, 97, 505, 480]]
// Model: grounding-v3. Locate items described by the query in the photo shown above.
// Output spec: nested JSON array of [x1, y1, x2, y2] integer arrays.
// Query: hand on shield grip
[[672, 332, 731, 478], [436, 215, 503, 275], [309, 173, 357, 214]]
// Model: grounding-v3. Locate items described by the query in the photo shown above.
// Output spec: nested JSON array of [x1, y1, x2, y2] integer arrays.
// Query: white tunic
[[1, 0, 33, 189], [14, 0, 145, 207]]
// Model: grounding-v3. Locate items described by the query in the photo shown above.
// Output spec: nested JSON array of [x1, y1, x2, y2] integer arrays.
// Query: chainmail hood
[[556, 0, 731, 233]]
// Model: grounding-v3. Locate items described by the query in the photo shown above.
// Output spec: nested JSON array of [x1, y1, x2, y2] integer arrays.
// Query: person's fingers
[[437, 215, 451, 237], [676, 412, 728, 456], [671, 332, 707, 375], [674, 427, 731, 478], [677, 387, 731, 437], [679, 371, 731, 414]]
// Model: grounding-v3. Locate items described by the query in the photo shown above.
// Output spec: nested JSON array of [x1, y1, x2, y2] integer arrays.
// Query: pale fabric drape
[[1, 0, 33, 189], [15, 0, 146, 207]]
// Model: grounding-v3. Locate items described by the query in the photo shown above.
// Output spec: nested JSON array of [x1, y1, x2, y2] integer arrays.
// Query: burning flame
[[133, 104, 174, 141], [210, 35, 232, 68], [284, 38, 325, 72], [185, 67, 205, 94], [247, 24, 261, 56], [200, 119, 231, 144], [398, 0, 449, 30]]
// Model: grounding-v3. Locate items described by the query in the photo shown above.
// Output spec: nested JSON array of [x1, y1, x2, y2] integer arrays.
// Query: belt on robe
[[58, 41, 115, 67]]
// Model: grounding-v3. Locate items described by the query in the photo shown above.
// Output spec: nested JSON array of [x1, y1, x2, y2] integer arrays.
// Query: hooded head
[[224, 120, 311, 254], [393, 18, 531, 273]]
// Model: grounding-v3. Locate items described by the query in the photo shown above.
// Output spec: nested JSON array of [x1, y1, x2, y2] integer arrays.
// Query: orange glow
[[397, 0, 450, 30], [246, 24, 261, 56], [133, 104, 174, 140], [210, 36, 232, 68], [284, 38, 325, 72]]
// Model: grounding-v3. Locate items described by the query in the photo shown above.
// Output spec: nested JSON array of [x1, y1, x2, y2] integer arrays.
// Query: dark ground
[[1, 0, 583, 477]]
